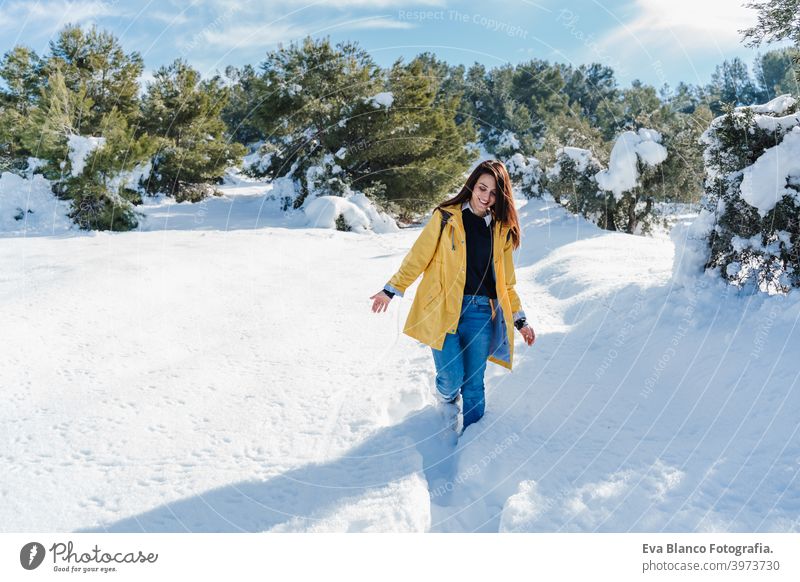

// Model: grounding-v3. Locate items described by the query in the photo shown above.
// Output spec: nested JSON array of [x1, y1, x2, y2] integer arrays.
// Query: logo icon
[[20, 542, 46, 570]]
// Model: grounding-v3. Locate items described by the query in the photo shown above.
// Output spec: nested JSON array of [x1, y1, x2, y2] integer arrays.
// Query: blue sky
[[0, 0, 784, 91]]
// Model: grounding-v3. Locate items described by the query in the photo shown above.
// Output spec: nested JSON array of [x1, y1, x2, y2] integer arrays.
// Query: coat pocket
[[420, 268, 442, 307]]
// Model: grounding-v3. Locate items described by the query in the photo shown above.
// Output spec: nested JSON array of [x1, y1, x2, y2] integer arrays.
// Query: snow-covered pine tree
[[489, 129, 544, 199], [594, 128, 669, 234], [244, 37, 382, 190], [545, 146, 603, 218], [20, 64, 154, 230], [326, 55, 477, 218], [688, 94, 800, 293]]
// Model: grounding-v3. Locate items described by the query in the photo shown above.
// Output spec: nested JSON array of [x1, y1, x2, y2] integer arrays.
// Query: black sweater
[[461, 206, 497, 298]]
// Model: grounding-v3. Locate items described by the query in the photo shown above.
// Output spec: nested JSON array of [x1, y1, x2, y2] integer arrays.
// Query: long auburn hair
[[436, 159, 521, 250]]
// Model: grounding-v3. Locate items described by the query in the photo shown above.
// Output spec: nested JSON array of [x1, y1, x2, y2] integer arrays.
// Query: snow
[[304, 195, 371, 231], [497, 129, 520, 151], [348, 191, 399, 234], [466, 141, 494, 167], [754, 111, 800, 133], [560, 147, 593, 173], [505, 152, 542, 197], [740, 127, 800, 216], [750, 94, 796, 115], [366, 91, 394, 108], [302, 192, 399, 234], [595, 129, 668, 200], [1, 177, 798, 533], [670, 206, 719, 288], [0, 171, 76, 236], [108, 160, 152, 199], [67, 134, 106, 177], [547, 146, 598, 179]]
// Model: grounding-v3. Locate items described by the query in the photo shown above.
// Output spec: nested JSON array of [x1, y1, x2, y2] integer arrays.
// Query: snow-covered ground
[[2, 172, 799, 533]]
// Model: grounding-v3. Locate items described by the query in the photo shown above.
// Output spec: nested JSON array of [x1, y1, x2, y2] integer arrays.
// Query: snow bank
[[297, 154, 399, 233], [304, 195, 371, 231], [2, 195, 798, 533], [0, 171, 75, 236], [348, 191, 399, 233]]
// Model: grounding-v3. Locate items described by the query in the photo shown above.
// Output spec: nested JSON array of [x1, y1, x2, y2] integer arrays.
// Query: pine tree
[[0, 46, 45, 170], [593, 129, 669, 234], [753, 48, 800, 99], [342, 56, 477, 218], [247, 36, 383, 185], [221, 64, 265, 146], [741, 0, 800, 47], [140, 58, 246, 201], [43, 23, 144, 129], [545, 146, 604, 217], [559, 63, 620, 126], [20, 66, 91, 179], [696, 98, 800, 293], [17, 63, 156, 230], [705, 58, 760, 115], [64, 108, 156, 230], [511, 59, 567, 134]]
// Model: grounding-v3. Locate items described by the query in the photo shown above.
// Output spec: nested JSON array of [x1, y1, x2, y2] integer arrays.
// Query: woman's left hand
[[519, 324, 535, 346]]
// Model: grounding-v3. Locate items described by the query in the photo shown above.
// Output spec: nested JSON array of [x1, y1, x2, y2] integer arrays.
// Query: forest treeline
[[1, 0, 798, 292]]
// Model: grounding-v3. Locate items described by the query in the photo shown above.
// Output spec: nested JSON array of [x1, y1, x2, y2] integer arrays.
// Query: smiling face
[[469, 172, 497, 216]]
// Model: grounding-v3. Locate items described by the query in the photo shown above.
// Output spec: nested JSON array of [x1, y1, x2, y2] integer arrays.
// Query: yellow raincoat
[[384, 202, 525, 371]]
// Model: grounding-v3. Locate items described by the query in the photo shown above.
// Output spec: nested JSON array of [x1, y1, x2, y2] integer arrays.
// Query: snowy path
[[2, 177, 798, 532]]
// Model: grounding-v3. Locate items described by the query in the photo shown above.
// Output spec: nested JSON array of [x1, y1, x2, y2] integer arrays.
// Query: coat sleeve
[[503, 231, 525, 321], [384, 209, 442, 297]]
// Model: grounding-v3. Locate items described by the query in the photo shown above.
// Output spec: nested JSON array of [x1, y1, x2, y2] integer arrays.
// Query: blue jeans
[[431, 294, 494, 430]]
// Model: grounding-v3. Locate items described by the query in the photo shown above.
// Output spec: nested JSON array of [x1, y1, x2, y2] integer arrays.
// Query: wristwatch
[[514, 317, 527, 330]]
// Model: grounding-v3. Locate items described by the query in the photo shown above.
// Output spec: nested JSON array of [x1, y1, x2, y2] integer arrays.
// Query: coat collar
[[461, 200, 492, 226], [440, 202, 505, 248]]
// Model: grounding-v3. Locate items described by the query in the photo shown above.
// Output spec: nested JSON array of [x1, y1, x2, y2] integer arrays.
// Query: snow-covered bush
[[544, 129, 667, 234], [677, 94, 800, 294], [304, 152, 348, 200], [302, 190, 399, 233], [594, 128, 668, 234], [480, 129, 545, 198], [504, 152, 544, 199], [243, 141, 279, 177], [263, 153, 349, 210], [545, 146, 603, 217]]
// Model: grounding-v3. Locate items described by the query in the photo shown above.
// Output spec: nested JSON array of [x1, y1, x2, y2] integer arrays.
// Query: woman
[[369, 160, 535, 434]]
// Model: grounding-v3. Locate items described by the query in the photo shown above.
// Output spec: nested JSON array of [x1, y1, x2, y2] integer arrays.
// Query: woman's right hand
[[370, 291, 392, 313]]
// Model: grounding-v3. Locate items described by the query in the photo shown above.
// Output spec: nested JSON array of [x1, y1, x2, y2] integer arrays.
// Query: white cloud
[[0, 0, 124, 33], [197, 22, 309, 50], [195, 14, 415, 51], [144, 10, 192, 26], [596, 0, 759, 56], [341, 16, 416, 30]]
